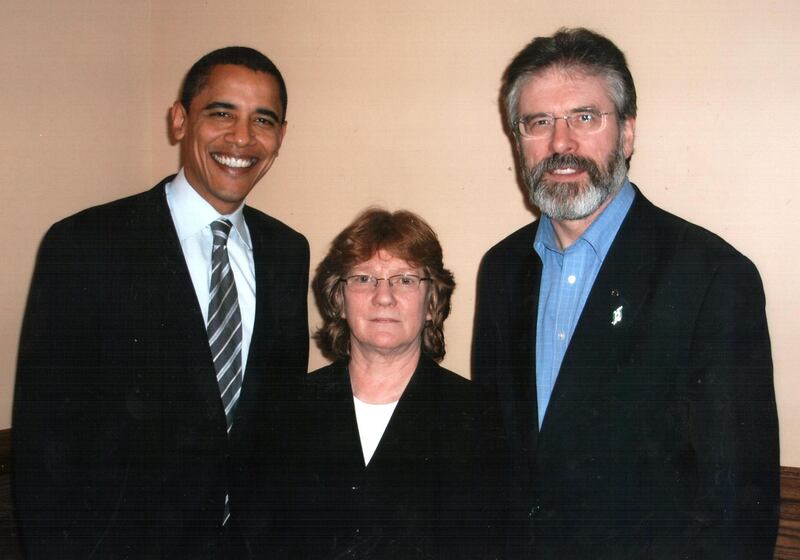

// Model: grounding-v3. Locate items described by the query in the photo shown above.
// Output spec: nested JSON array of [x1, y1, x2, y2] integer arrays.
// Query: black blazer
[[12, 177, 309, 559], [285, 356, 507, 559], [473, 187, 779, 559]]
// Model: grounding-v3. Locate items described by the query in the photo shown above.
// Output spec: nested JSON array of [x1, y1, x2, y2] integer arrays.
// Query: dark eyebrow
[[202, 101, 281, 122], [202, 101, 236, 112], [255, 107, 281, 122]]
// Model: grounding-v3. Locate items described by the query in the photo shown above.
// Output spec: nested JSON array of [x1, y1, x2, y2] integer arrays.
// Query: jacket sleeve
[[284, 234, 310, 379], [13, 223, 132, 559], [683, 254, 779, 559], [472, 251, 502, 389]]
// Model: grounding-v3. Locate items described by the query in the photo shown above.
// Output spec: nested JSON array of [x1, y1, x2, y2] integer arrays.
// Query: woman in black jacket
[[294, 208, 507, 559]]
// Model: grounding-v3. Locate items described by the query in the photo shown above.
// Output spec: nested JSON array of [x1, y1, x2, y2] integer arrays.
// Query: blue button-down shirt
[[533, 181, 635, 427]]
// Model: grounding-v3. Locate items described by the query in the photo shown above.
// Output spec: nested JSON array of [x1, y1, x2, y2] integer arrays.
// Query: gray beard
[[523, 142, 628, 221]]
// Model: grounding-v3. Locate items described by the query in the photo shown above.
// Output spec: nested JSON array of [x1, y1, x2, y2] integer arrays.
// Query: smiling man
[[473, 28, 779, 559], [13, 47, 309, 558]]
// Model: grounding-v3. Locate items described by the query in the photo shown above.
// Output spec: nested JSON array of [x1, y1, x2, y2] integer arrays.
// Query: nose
[[549, 117, 577, 154], [371, 279, 397, 306], [226, 118, 253, 147]]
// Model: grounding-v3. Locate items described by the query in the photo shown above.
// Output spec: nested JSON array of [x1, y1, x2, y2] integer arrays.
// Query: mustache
[[532, 153, 601, 176]]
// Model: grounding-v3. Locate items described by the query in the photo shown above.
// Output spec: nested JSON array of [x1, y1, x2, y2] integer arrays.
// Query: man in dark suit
[[473, 28, 779, 559], [13, 46, 309, 558]]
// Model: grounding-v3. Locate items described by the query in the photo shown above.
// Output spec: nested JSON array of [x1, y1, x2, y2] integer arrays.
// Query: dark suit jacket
[[12, 176, 309, 559], [285, 356, 507, 559], [473, 186, 779, 559]]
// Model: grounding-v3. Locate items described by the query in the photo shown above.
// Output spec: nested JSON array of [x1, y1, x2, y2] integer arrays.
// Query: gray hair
[[502, 28, 637, 129]]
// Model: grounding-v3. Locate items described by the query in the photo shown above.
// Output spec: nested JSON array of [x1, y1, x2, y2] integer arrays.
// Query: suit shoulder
[[415, 361, 495, 433], [481, 220, 538, 269], [429, 362, 471, 387], [418, 359, 481, 402], [41, 181, 169, 245], [643, 200, 759, 272], [305, 362, 348, 391], [484, 221, 538, 258], [303, 362, 349, 403], [306, 361, 339, 381]]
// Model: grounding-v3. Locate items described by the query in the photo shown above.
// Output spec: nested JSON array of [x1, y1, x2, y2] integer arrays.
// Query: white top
[[353, 396, 399, 466], [165, 169, 256, 375]]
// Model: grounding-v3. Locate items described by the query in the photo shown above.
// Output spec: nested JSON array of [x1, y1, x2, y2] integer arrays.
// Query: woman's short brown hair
[[313, 208, 455, 362]]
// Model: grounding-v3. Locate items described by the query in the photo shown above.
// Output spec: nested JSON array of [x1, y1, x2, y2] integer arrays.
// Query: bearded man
[[473, 28, 779, 559]]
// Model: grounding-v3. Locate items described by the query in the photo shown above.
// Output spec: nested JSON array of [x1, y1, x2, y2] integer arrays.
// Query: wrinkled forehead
[[517, 65, 615, 113]]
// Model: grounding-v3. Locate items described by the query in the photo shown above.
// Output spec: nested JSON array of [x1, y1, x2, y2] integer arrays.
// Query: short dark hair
[[312, 208, 455, 362], [179, 46, 288, 121], [502, 28, 636, 128]]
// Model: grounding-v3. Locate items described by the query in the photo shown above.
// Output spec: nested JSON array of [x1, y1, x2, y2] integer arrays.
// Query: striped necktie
[[208, 218, 243, 525], [208, 218, 244, 433]]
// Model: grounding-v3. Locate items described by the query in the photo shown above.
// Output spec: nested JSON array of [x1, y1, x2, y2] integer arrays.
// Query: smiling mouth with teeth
[[212, 154, 257, 168]]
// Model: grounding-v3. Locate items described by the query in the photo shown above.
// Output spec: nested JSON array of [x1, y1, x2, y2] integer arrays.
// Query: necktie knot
[[211, 218, 233, 247]]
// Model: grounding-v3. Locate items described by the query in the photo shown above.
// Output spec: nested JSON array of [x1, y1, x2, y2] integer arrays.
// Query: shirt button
[[558, 332, 566, 341], [567, 274, 576, 284]]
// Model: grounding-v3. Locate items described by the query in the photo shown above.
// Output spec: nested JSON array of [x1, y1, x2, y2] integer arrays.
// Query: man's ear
[[170, 101, 188, 142], [274, 120, 288, 156], [622, 116, 636, 159]]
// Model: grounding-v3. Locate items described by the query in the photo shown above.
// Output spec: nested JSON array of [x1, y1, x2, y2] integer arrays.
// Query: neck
[[348, 344, 420, 404]]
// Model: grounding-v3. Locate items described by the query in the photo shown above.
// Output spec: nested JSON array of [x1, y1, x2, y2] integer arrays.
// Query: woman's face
[[343, 249, 431, 360]]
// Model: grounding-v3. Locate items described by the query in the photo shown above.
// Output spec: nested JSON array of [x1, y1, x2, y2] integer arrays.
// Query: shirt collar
[[165, 168, 252, 249], [534, 179, 635, 261]]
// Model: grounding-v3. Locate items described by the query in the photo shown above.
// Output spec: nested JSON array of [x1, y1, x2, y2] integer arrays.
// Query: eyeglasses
[[341, 274, 431, 293], [514, 108, 613, 139]]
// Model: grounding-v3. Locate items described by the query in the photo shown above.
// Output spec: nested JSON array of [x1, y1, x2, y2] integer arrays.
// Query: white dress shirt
[[165, 169, 256, 377]]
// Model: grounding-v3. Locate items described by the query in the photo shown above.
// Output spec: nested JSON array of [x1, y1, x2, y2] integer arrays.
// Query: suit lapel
[[140, 180, 227, 429], [325, 363, 366, 471], [513, 250, 541, 401], [234, 211, 272, 417], [366, 358, 432, 470], [230, 208, 295, 444], [146, 180, 215, 356], [540, 189, 659, 437], [242, 209, 277, 376], [499, 228, 543, 466], [311, 362, 370, 474], [150, 179, 209, 338]]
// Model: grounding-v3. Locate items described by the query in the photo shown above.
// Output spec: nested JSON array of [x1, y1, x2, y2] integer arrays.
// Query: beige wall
[[0, 0, 153, 430], [2, 0, 799, 464]]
